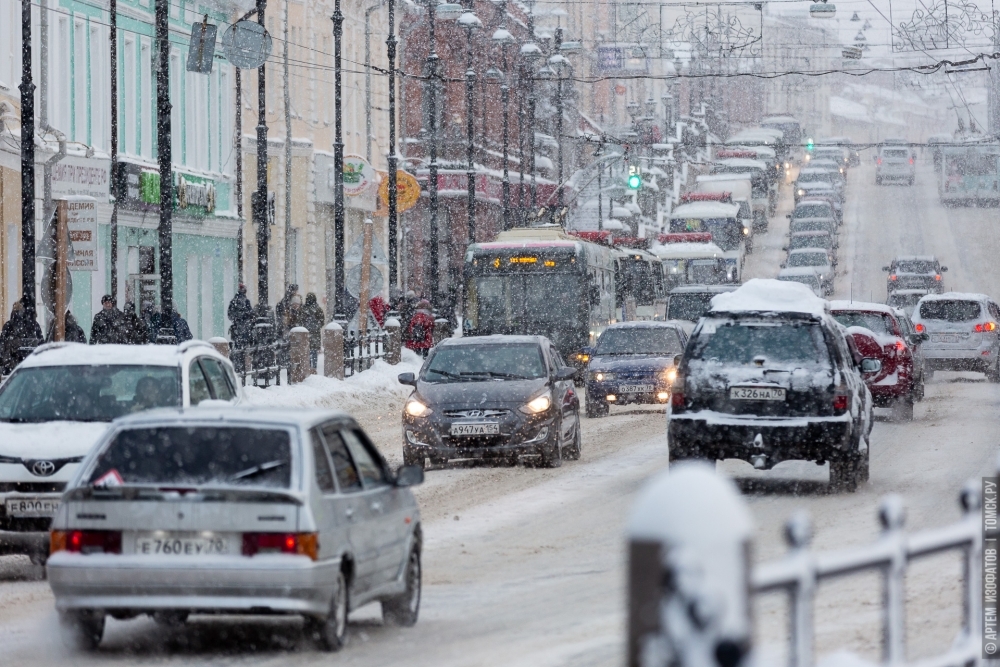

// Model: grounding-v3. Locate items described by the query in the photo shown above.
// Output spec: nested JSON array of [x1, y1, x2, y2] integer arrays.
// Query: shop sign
[[342, 155, 376, 196], [66, 196, 98, 272], [175, 173, 216, 215], [51, 156, 111, 202], [112, 161, 161, 212], [377, 170, 420, 213]]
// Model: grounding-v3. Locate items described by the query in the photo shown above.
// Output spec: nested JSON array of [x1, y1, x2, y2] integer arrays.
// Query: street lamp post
[[493, 18, 514, 230], [332, 0, 346, 317], [387, 0, 399, 288], [459, 10, 482, 244], [553, 26, 565, 216], [253, 0, 270, 309], [426, 0, 440, 305], [154, 0, 175, 343], [519, 38, 541, 222], [19, 0, 36, 318]]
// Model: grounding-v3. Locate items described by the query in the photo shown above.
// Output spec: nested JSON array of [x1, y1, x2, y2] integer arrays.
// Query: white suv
[[911, 293, 1000, 381], [875, 145, 915, 185], [0, 341, 241, 563]]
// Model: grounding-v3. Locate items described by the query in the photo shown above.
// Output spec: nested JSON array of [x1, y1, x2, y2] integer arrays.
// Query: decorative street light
[[458, 10, 482, 244], [19, 0, 36, 319], [387, 0, 399, 287], [493, 13, 515, 230], [552, 26, 566, 216]]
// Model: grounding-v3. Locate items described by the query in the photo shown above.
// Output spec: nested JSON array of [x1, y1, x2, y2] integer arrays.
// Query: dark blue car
[[584, 322, 688, 418]]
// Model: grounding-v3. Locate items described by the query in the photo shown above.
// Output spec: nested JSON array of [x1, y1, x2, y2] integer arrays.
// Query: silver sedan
[[47, 407, 424, 652]]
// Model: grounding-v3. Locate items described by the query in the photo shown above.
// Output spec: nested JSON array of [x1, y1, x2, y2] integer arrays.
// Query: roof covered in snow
[[710, 278, 828, 316], [670, 201, 741, 219], [650, 241, 724, 258], [20, 342, 223, 368], [917, 291, 993, 303], [829, 300, 899, 315]]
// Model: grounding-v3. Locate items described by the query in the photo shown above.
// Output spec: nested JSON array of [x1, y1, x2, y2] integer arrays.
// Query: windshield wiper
[[458, 371, 532, 380], [426, 369, 467, 381], [230, 460, 287, 481]]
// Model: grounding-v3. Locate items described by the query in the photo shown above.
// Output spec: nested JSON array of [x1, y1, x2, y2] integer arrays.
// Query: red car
[[829, 301, 926, 421]]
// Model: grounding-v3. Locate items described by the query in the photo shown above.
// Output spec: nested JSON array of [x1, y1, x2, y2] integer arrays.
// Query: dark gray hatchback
[[399, 335, 580, 468]]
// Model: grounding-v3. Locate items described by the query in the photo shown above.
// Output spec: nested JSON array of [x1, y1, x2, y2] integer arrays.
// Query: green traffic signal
[[806, 137, 814, 152], [627, 173, 642, 189]]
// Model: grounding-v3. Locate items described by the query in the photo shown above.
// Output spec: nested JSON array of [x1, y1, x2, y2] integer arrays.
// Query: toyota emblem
[[31, 460, 56, 477]]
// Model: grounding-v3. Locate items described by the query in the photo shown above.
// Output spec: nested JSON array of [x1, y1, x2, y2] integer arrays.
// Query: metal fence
[[344, 328, 387, 377], [234, 339, 291, 388]]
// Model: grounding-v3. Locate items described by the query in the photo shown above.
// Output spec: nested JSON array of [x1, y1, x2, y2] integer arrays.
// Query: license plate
[[5, 496, 60, 518], [618, 384, 654, 393], [450, 422, 501, 436], [729, 386, 786, 401], [135, 533, 230, 556], [934, 334, 959, 343]]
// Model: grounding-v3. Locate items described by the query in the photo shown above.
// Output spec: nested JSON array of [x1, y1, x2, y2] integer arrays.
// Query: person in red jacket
[[405, 299, 435, 357]]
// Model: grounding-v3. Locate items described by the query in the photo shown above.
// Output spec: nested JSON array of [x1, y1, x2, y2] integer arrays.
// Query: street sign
[[221, 20, 272, 70], [346, 264, 384, 298], [377, 170, 421, 213], [187, 18, 218, 74], [65, 196, 98, 271], [342, 155, 376, 197]]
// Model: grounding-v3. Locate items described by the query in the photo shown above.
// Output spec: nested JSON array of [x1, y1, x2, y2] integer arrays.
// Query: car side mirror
[[920, 332, 930, 342], [673, 354, 683, 367], [881, 266, 890, 272], [941, 266, 948, 272], [395, 465, 424, 488], [555, 367, 578, 381], [860, 358, 882, 374], [786, 214, 792, 219], [398, 372, 416, 386]]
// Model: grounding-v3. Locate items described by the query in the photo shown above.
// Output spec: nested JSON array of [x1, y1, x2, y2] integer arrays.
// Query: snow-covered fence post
[[323, 321, 345, 380], [208, 337, 230, 359], [626, 463, 753, 667], [385, 317, 402, 364], [433, 317, 450, 347], [289, 327, 310, 384]]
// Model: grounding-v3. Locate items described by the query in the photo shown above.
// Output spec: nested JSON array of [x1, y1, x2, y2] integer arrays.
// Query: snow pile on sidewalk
[[242, 349, 423, 414]]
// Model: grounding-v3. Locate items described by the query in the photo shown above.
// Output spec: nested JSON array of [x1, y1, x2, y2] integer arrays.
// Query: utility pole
[[254, 0, 270, 307], [461, 10, 479, 245], [387, 0, 399, 288], [235, 68, 244, 283], [110, 0, 119, 305], [154, 0, 175, 342], [19, 0, 36, 318], [283, 0, 293, 290], [554, 26, 565, 216], [332, 0, 346, 317], [426, 0, 440, 305]]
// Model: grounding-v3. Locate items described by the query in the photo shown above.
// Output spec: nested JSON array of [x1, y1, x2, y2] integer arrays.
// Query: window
[[311, 430, 336, 492], [919, 300, 982, 322], [831, 312, 897, 336], [341, 430, 389, 489], [74, 20, 86, 142], [423, 344, 547, 382], [89, 24, 106, 150], [189, 361, 213, 405], [123, 37, 136, 155], [199, 358, 235, 401], [140, 39, 151, 158], [321, 425, 362, 493]]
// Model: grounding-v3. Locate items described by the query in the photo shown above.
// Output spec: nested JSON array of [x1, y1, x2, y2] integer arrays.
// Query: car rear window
[[793, 204, 833, 219], [895, 260, 937, 273], [595, 327, 684, 356], [883, 148, 909, 158], [690, 321, 830, 367], [86, 427, 293, 488], [919, 300, 982, 322], [832, 312, 896, 335], [789, 234, 832, 250], [777, 274, 821, 289], [667, 293, 717, 321], [797, 172, 831, 183], [423, 343, 546, 382], [788, 252, 828, 267]]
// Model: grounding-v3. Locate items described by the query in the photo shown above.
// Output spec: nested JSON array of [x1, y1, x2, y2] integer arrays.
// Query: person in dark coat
[[45, 311, 87, 343], [399, 290, 418, 333], [301, 293, 325, 370], [121, 302, 148, 345], [148, 309, 193, 344], [1, 301, 43, 374], [227, 284, 255, 348], [405, 299, 435, 358], [91, 295, 125, 344], [274, 284, 298, 331]]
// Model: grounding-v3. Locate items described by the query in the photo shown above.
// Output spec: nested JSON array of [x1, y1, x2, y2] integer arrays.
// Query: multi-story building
[[0, 0, 241, 339]]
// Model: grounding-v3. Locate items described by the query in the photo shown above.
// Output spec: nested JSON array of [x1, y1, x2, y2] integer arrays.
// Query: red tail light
[[895, 340, 906, 351], [877, 158, 882, 165], [242, 532, 319, 560], [833, 395, 849, 414], [671, 392, 685, 409], [915, 323, 925, 332], [934, 274, 941, 281], [50, 530, 122, 554], [909, 157, 914, 165], [975, 322, 997, 333], [889, 274, 897, 281]]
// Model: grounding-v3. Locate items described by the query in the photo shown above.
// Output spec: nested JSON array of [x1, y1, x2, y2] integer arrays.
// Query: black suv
[[667, 281, 877, 491]]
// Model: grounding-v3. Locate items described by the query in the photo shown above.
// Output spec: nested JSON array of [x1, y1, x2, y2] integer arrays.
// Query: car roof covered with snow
[[714, 158, 767, 170], [778, 266, 824, 278], [710, 278, 828, 317], [110, 406, 352, 431], [669, 284, 739, 295], [828, 300, 900, 315], [916, 291, 993, 304], [650, 241, 725, 258], [788, 248, 830, 257], [892, 255, 937, 262], [602, 320, 687, 331], [438, 334, 550, 347], [669, 202, 740, 219], [18, 341, 225, 369], [696, 173, 752, 184]]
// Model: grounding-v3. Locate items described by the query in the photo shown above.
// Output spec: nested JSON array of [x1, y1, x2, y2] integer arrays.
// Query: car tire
[[857, 446, 870, 484], [585, 398, 609, 418], [564, 421, 582, 461], [988, 360, 1000, 383], [152, 611, 189, 627], [402, 446, 424, 469], [876, 177, 882, 185], [59, 610, 105, 651], [307, 570, 349, 651], [539, 428, 563, 468], [891, 396, 914, 422], [382, 547, 421, 627], [830, 458, 858, 492]]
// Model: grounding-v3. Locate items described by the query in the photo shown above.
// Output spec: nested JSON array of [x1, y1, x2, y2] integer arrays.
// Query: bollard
[[323, 321, 345, 380], [385, 317, 402, 365], [208, 337, 230, 359], [432, 317, 451, 347], [626, 463, 753, 667], [289, 327, 310, 384]]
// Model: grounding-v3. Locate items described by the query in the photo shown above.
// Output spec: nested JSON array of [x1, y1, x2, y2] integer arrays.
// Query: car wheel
[[891, 396, 914, 422], [988, 360, 1000, 383], [829, 458, 858, 492], [152, 611, 189, 627], [307, 569, 349, 651], [539, 427, 563, 468], [59, 610, 105, 651], [564, 421, 582, 461], [857, 446, 870, 484], [382, 547, 421, 627], [585, 398, 609, 418], [402, 446, 424, 469]]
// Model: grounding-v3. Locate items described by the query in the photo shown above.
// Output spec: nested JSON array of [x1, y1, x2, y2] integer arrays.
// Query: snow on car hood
[[0, 421, 111, 459]]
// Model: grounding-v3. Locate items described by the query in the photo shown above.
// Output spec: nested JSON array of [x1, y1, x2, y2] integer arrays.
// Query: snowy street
[[0, 161, 996, 665]]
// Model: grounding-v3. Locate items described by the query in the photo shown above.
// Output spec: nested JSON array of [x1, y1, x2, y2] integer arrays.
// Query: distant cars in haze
[[883, 256, 946, 294]]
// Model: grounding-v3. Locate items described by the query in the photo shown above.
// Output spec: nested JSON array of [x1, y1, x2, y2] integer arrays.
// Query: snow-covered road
[[0, 162, 996, 665]]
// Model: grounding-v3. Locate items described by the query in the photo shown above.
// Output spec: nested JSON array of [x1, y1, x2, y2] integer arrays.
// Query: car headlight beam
[[519, 391, 552, 415], [404, 398, 432, 418]]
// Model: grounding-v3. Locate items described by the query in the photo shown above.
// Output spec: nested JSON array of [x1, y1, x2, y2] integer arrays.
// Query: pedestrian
[[45, 311, 87, 343], [301, 293, 325, 371], [399, 290, 418, 333], [227, 284, 255, 349], [140, 300, 157, 342], [0, 300, 43, 375], [121, 302, 149, 345], [405, 299, 435, 358], [369, 294, 390, 328], [275, 283, 298, 330], [284, 294, 304, 334], [148, 309, 193, 344], [90, 295, 125, 344]]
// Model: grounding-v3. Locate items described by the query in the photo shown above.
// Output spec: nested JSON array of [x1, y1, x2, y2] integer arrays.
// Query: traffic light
[[627, 166, 642, 190], [806, 137, 814, 153]]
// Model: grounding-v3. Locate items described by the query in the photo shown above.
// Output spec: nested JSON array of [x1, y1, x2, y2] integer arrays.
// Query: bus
[[613, 247, 667, 320], [939, 143, 1000, 206], [464, 227, 617, 363], [668, 201, 746, 281]]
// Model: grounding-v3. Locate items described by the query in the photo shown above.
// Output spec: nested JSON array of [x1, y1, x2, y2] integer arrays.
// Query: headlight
[[743, 227, 750, 236], [797, 189, 805, 196], [591, 372, 614, 382], [404, 398, 432, 418], [519, 391, 552, 414], [784, 162, 790, 169], [664, 366, 678, 383]]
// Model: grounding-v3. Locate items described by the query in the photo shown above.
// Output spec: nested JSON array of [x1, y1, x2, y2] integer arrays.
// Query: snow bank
[[710, 278, 828, 316], [241, 349, 423, 414]]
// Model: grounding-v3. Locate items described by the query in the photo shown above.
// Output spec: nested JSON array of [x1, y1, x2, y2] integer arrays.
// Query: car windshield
[[883, 148, 909, 158], [832, 312, 896, 335], [690, 320, 830, 367], [791, 218, 833, 233], [0, 365, 181, 423], [86, 427, 293, 488], [895, 260, 937, 273], [790, 235, 832, 250], [788, 252, 828, 267], [797, 172, 832, 184], [794, 204, 833, 218], [668, 293, 718, 321], [422, 343, 547, 382], [595, 328, 684, 356], [778, 274, 821, 289], [888, 293, 926, 308], [919, 300, 982, 322]]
